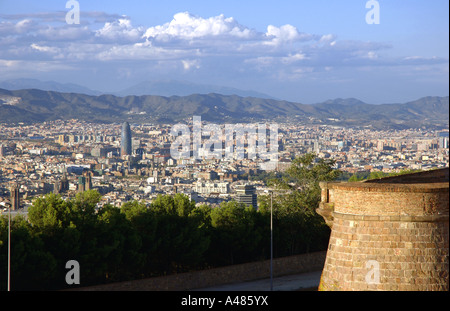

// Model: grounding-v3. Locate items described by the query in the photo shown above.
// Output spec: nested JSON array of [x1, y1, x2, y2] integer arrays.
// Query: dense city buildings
[[0, 119, 448, 214]]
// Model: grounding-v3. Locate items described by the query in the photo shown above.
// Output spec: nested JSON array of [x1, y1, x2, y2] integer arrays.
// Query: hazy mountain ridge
[[0, 78, 276, 99], [115, 80, 277, 99], [0, 78, 102, 96], [0, 88, 448, 129]]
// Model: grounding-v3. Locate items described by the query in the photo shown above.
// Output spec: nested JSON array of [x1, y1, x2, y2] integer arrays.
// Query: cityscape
[[0, 0, 448, 296], [1, 118, 448, 213]]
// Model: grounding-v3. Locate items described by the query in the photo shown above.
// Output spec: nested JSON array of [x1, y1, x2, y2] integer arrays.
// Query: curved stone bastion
[[316, 168, 449, 291]]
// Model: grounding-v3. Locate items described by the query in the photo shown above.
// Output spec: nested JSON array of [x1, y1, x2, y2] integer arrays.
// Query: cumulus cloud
[[265, 24, 316, 46], [0, 10, 446, 91], [0, 10, 395, 69], [96, 18, 145, 42], [143, 12, 258, 41], [0, 18, 36, 35]]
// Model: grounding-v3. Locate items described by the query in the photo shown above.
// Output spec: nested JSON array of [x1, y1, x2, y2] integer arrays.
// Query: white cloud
[[96, 18, 145, 42], [15, 19, 34, 33], [143, 12, 258, 41], [366, 51, 378, 60], [266, 24, 298, 42], [0, 58, 73, 73], [0, 10, 397, 69], [265, 24, 318, 46], [0, 10, 447, 97], [281, 53, 308, 64], [36, 25, 92, 41], [0, 59, 21, 68], [319, 34, 337, 44], [181, 59, 201, 71], [0, 18, 35, 35], [30, 43, 59, 54]]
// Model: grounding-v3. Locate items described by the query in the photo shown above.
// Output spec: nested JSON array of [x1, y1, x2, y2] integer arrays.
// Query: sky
[[0, 0, 448, 104]]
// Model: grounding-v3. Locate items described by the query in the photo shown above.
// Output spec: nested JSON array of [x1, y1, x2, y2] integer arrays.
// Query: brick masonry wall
[[319, 215, 449, 291], [74, 251, 327, 291], [329, 183, 449, 216], [318, 172, 449, 291]]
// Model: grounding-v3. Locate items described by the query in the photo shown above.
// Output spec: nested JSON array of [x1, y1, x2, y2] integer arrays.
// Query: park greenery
[[346, 169, 422, 182], [0, 153, 337, 290]]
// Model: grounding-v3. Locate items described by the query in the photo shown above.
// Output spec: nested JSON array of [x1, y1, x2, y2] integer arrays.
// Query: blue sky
[[0, 0, 448, 104]]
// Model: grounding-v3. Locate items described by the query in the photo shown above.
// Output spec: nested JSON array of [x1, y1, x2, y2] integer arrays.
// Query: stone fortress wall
[[317, 168, 449, 291]]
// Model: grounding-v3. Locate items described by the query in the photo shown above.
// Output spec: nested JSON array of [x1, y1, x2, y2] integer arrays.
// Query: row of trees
[[347, 169, 422, 182], [0, 153, 338, 290]]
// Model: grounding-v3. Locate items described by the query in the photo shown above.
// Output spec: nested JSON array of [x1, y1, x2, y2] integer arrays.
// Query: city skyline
[[0, 1, 448, 104], [1, 118, 448, 291], [1, 1, 448, 293]]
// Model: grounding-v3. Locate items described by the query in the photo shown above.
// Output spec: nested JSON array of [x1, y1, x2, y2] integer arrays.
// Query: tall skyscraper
[[121, 122, 132, 156]]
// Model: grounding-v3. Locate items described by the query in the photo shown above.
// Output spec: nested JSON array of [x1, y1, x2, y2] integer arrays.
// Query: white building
[[193, 181, 229, 195]]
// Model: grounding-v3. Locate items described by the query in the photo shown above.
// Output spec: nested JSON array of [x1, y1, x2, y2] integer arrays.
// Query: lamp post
[[8, 204, 11, 291], [270, 190, 273, 291], [265, 189, 273, 291]]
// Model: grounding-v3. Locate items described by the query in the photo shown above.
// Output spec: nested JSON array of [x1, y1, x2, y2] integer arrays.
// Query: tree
[[269, 153, 341, 213], [0, 215, 57, 290], [149, 194, 210, 273], [209, 201, 263, 265], [347, 169, 423, 182], [261, 153, 339, 255], [95, 204, 145, 282], [120, 200, 159, 277], [151, 193, 196, 217], [28, 193, 72, 229], [71, 190, 101, 227], [348, 173, 366, 182]]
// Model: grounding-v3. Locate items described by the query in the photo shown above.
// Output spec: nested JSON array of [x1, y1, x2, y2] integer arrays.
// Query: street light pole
[[270, 190, 273, 291], [264, 189, 275, 291], [8, 204, 11, 291]]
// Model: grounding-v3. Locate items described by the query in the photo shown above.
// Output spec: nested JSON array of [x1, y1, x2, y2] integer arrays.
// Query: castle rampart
[[317, 168, 449, 291]]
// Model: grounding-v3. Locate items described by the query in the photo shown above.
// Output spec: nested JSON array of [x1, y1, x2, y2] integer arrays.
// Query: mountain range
[[115, 80, 276, 99], [0, 87, 448, 129], [0, 79, 103, 96], [0, 78, 275, 99]]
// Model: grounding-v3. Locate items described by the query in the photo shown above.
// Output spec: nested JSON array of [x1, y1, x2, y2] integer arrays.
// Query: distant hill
[[116, 80, 277, 99], [0, 78, 277, 99], [0, 78, 102, 96], [0, 88, 448, 129]]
